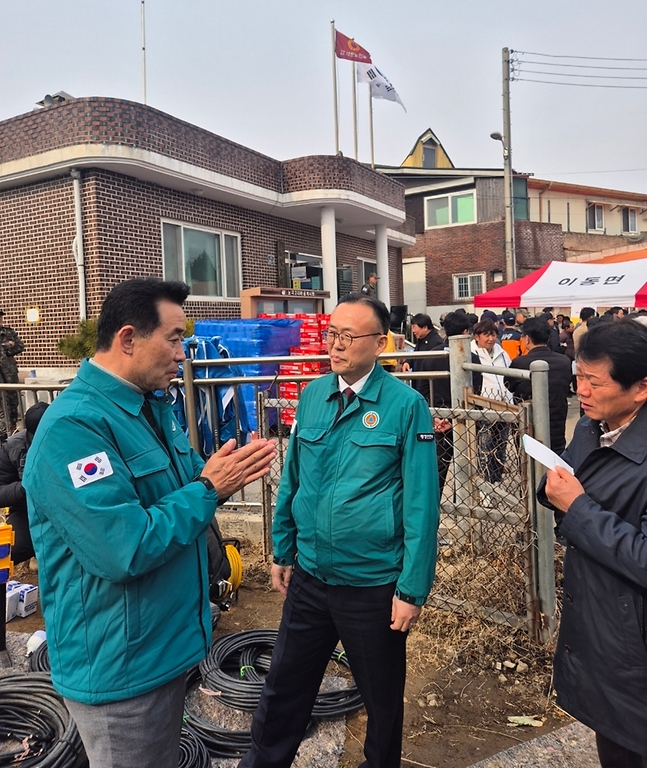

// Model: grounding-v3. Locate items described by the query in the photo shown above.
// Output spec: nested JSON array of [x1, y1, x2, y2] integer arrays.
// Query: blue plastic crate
[[194, 319, 301, 431]]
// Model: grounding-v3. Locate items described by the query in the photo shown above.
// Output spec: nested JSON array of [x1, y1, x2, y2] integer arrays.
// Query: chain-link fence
[[0, 340, 556, 644]]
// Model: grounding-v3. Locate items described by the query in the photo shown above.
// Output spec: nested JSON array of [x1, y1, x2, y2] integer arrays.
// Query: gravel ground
[[467, 721, 598, 768]]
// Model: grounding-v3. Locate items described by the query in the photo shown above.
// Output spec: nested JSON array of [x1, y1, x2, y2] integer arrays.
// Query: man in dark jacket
[[539, 319, 647, 767], [401, 314, 443, 400], [541, 311, 563, 353], [0, 310, 25, 439], [417, 312, 482, 493], [505, 317, 572, 454], [0, 401, 48, 564]]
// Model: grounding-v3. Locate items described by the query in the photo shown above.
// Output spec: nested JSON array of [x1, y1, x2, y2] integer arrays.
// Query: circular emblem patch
[[363, 411, 380, 429]]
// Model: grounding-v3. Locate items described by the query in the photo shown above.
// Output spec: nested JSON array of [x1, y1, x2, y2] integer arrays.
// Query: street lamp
[[490, 131, 516, 284]]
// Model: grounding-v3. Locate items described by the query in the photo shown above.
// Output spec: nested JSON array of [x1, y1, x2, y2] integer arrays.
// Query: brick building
[[0, 96, 412, 370], [379, 129, 647, 321]]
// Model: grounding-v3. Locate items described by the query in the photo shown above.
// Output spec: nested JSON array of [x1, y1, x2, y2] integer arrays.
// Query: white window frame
[[586, 203, 604, 232], [622, 207, 638, 234], [358, 258, 377, 286], [161, 220, 242, 301], [453, 271, 485, 300], [424, 189, 476, 229]]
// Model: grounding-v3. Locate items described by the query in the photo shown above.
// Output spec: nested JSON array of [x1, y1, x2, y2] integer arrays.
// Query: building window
[[425, 190, 476, 228], [423, 143, 436, 169], [162, 222, 241, 299], [453, 272, 485, 300], [586, 203, 604, 232], [358, 258, 377, 287], [622, 207, 638, 233], [287, 252, 323, 290]]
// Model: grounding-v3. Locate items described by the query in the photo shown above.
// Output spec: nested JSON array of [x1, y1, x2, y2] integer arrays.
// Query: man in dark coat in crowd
[[401, 314, 443, 399], [0, 309, 25, 438], [541, 311, 563, 353], [416, 312, 482, 493], [0, 402, 48, 564], [539, 319, 647, 767], [505, 317, 572, 454]]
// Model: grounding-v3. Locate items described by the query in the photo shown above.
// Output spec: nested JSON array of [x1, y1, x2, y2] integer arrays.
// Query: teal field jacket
[[24, 360, 216, 704], [273, 364, 440, 605]]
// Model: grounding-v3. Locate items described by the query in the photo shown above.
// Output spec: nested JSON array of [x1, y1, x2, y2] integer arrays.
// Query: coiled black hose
[[0, 672, 87, 767], [183, 664, 252, 759], [199, 629, 364, 716], [28, 640, 51, 673], [178, 725, 211, 768]]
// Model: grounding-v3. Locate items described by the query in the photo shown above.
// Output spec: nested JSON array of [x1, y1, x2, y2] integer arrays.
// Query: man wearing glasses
[[240, 294, 440, 768]]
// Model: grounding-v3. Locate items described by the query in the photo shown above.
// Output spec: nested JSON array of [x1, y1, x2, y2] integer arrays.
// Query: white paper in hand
[[522, 435, 574, 475]]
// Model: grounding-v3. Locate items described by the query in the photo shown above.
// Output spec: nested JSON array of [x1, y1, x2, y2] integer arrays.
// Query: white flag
[[357, 63, 406, 112]]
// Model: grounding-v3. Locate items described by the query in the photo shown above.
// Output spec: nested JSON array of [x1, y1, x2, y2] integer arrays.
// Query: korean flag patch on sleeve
[[68, 452, 114, 489]]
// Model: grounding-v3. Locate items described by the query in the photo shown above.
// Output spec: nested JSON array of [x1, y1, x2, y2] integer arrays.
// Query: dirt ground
[[222, 559, 568, 768], [6, 549, 568, 768]]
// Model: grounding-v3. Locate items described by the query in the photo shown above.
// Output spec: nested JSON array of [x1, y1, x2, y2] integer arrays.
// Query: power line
[[519, 69, 647, 81], [515, 50, 647, 62], [515, 77, 647, 90], [522, 60, 647, 71], [538, 168, 647, 176]]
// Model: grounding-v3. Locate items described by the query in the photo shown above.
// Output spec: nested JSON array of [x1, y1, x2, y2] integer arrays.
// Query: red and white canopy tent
[[474, 260, 647, 311]]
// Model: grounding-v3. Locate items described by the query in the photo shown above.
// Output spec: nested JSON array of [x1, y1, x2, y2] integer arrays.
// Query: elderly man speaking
[[539, 318, 647, 768]]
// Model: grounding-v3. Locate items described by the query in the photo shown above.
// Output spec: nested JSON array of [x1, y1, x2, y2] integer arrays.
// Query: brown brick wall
[[282, 156, 403, 209], [0, 98, 403, 209], [563, 231, 632, 261], [0, 169, 403, 366], [403, 220, 564, 307]]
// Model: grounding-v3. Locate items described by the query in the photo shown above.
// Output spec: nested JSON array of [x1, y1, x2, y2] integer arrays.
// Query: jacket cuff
[[272, 555, 294, 566], [394, 587, 426, 607]]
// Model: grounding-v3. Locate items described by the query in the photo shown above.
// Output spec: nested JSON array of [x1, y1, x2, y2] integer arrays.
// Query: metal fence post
[[529, 359, 556, 643], [182, 358, 200, 453], [448, 335, 473, 509]]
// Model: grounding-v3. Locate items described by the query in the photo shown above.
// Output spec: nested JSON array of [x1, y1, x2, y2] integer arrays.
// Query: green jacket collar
[[324, 362, 387, 404], [77, 358, 147, 417]]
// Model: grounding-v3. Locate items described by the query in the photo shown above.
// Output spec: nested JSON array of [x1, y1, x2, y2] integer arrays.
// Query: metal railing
[[0, 340, 555, 643]]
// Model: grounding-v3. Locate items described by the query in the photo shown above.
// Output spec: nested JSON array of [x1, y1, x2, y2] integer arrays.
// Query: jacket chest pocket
[[349, 430, 399, 478], [125, 448, 172, 506], [297, 427, 329, 465]]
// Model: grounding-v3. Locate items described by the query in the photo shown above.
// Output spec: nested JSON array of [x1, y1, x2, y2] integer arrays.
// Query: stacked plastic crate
[[258, 313, 331, 427], [194, 319, 301, 431]]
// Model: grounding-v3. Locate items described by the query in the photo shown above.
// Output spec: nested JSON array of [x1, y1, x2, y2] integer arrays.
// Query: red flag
[[335, 30, 372, 63]]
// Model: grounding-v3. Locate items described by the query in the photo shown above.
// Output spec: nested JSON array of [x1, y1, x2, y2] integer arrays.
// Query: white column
[[375, 223, 391, 308], [321, 206, 338, 313]]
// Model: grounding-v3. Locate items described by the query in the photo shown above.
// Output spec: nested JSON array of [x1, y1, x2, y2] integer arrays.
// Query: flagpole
[[331, 20, 339, 155], [141, 0, 147, 104], [352, 62, 358, 161], [369, 89, 375, 169]]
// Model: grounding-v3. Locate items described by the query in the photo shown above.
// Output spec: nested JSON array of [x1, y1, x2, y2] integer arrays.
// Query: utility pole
[[502, 47, 516, 283]]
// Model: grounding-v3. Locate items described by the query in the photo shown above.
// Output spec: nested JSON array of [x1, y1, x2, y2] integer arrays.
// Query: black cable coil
[[178, 725, 211, 768], [199, 629, 364, 716], [0, 672, 87, 767], [183, 664, 252, 759], [28, 640, 51, 673]]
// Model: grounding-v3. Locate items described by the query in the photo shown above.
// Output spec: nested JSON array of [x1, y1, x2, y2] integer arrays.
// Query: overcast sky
[[3, 0, 647, 193]]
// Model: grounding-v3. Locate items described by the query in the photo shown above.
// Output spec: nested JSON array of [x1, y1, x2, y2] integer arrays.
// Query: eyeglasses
[[323, 330, 382, 348]]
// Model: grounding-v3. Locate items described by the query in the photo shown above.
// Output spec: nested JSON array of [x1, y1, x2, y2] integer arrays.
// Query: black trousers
[[7, 508, 34, 564], [596, 733, 647, 768], [435, 427, 453, 495], [240, 564, 407, 768]]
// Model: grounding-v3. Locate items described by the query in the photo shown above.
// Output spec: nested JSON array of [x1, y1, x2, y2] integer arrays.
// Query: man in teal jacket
[[24, 278, 275, 768], [241, 294, 440, 768]]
